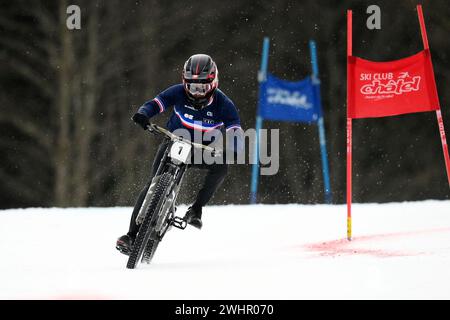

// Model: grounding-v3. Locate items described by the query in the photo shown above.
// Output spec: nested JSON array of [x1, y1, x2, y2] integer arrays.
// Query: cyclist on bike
[[116, 54, 243, 255]]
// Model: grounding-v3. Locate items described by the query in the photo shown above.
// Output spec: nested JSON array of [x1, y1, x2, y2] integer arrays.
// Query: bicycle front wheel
[[126, 172, 172, 269]]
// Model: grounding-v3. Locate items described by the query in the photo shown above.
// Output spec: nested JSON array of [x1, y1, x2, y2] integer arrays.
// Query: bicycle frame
[[136, 124, 221, 235]]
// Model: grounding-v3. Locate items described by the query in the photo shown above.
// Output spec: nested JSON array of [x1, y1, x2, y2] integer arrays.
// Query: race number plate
[[169, 141, 192, 164]]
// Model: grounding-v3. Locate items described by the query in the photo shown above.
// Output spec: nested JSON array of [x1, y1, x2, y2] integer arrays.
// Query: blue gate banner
[[259, 74, 321, 123], [251, 39, 332, 204]]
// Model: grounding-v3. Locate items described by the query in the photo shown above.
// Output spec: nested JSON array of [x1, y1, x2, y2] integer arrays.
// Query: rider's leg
[[126, 141, 169, 238], [188, 163, 228, 219], [184, 163, 228, 229]]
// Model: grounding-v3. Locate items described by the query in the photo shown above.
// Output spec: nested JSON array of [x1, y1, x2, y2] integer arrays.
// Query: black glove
[[132, 113, 150, 130]]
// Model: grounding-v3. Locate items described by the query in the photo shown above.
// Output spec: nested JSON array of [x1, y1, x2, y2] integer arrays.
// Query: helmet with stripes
[[182, 54, 219, 109]]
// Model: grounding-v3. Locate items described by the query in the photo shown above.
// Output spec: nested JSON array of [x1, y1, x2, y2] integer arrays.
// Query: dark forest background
[[1, 0, 449, 209]]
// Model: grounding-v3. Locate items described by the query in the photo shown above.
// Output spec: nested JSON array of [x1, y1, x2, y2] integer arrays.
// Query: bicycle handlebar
[[147, 123, 222, 156]]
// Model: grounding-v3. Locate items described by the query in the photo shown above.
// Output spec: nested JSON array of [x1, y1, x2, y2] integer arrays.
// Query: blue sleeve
[[137, 85, 180, 119], [222, 97, 241, 130], [221, 96, 244, 154]]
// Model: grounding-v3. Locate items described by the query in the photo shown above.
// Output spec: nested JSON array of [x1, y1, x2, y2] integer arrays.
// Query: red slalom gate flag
[[348, 50, 440, 119], [345, 5, 450, 241]]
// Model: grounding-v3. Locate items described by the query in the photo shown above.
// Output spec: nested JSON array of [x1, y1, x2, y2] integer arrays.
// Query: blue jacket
[[138, 84, 243, 149]]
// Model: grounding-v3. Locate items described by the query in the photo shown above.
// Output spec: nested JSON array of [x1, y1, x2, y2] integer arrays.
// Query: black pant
[[127, 141, 228, 237]]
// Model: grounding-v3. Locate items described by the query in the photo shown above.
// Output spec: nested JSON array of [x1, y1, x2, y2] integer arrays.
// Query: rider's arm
[[137, 85, 180, 119], [137, 100, 161, 119], [222, 98, 244, 155]]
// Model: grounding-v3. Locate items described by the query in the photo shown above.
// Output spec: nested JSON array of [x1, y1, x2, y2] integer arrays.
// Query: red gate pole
[[347, 10, 353, 241], [417, 5, 450, 187]]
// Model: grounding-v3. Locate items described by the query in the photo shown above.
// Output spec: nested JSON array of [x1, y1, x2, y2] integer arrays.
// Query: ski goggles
[[184, 82, 213, 97]]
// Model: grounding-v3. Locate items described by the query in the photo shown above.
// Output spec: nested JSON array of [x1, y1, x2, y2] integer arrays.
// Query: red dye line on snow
[[302, 227, 450, 258], [304, 239, 410, 258]]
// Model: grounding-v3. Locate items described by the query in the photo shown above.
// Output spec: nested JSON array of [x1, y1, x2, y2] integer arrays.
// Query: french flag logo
[[174, 109, 223, 132]]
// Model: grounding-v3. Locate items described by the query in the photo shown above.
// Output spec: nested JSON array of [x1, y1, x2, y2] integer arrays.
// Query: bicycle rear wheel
[[142, 239, 159, 264]]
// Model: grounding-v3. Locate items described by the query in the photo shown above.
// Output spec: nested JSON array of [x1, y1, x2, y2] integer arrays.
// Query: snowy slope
[[1, 201, 450, 300]]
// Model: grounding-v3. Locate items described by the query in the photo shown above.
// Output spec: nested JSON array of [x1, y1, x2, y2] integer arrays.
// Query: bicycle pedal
[[171, 216, 187, 230], [116, 245, 131, 256]]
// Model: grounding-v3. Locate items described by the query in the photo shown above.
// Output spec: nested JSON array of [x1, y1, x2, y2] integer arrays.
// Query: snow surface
[[1, 201, 450, 300]]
